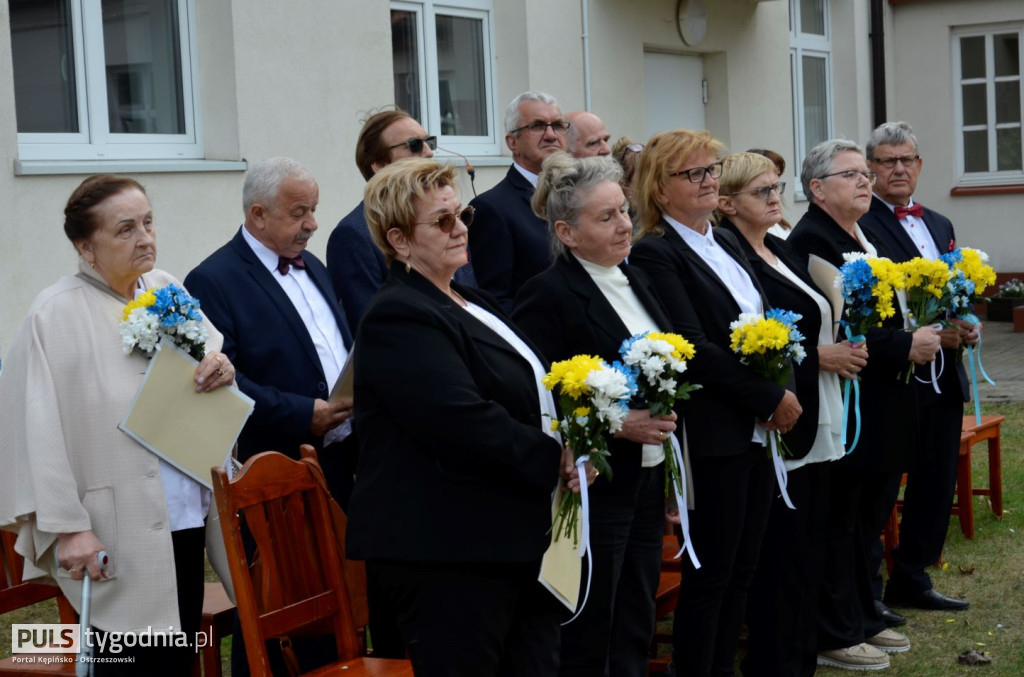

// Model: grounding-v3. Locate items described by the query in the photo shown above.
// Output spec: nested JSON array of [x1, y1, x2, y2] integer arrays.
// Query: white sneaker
[[817, 643, 890, 671]]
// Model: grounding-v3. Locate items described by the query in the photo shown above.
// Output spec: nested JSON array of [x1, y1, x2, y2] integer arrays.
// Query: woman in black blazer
[[629, 130, 803, 677], [787, 139, 941, 668], [512, 153, 678, 677], [715, 152, 868, 676], [346, 159, 591, 677]]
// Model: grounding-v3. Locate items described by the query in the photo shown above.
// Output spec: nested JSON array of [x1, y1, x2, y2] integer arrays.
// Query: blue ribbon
[[961, 313, 995, 426], [841, 330, 863, 455]]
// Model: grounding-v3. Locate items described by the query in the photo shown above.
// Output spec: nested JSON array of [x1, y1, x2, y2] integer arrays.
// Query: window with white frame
[[789, 0, 833, 196], [391, 0, 499, 156], [11, 0, 201, 162], [953, 25, 1023, 186]]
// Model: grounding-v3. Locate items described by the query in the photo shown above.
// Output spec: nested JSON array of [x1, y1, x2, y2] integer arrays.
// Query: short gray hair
[[800, 139, 864, 202], [243, 157, 315, 214], [865, 121, 919, 159], [532, 152, 623, 256], [505, 90, 560, 134]]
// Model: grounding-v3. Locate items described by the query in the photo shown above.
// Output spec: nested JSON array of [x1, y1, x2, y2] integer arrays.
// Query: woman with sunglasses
[[788, 139, 939, 670], [628, 130, 802, 676], [512, 153, 677, 677], [714, 152, 867, 675], [345, 158, 592, 676]]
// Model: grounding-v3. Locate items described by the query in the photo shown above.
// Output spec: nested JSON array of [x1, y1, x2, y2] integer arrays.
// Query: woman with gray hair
[[789, 139, 940, 670], [513, 152, 678, 677]]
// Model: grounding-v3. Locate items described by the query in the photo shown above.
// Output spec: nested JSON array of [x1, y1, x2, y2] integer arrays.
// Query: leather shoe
[[874, 599, 906, 627], [885, 587, 970, 611]]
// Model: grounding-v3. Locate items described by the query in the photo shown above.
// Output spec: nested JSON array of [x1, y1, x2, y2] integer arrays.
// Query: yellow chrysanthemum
[[956, 248, 996, 295], [900, 257, 951, 299], [573, 406, 591, 417], [647, 331, 696, 360], [121, 288, 157, 321], [729, 318, 790, 356], [542, 354, 605, 398]]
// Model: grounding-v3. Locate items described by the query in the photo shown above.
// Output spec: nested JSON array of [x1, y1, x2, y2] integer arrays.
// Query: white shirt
[[875, 195, 941, 260], [664, 216, 765, 443], [241, 227, 352, 443], [513, 162, 540, 188]]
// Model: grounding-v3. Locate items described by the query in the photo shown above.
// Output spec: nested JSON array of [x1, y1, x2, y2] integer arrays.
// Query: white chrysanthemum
[[598, 402, 628, 432], [585, 366, 633, 402], [729, 312, 762, 331], [842, 251, 869, 263], [658, 377, 677, 394], [667, 357, 688, 374], [177, 319, 209, 343], [790, 344, 807, 364], [120, 307, 160, 354], [641, 355, 666, 382]]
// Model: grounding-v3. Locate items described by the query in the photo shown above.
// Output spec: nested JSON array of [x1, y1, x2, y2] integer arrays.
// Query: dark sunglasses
[[389, 135, 438, 154], [417, 206, 475, 233]]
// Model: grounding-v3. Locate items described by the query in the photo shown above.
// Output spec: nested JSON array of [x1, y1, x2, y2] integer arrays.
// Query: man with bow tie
[[860, 122, 978, 616], [185, 157, 355, 500]]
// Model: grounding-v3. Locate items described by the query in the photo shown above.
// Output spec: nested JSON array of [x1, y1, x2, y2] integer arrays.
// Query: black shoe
[[874, 599, 907, 627], [885, 587, 970, 611]]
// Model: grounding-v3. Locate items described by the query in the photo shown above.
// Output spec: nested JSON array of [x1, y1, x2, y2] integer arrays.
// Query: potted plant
[[987, 278, 1024, 321]]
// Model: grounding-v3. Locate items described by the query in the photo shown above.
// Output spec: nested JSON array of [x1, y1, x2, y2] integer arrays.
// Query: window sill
[[14, 158, 248, 176], [950, 184, 1024, 197]]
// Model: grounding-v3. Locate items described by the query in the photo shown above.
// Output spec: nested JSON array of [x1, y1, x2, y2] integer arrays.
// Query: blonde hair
[[363, 159, 458, 264], [633, 129, 725, 238], [718, 152, 776, 197]]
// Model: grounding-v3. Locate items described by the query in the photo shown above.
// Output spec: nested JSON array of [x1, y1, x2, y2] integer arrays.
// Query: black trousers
[[817, 459, 896, 650], [368, 559, 561, 677], [560, 464, 664, 677], [742, 460, 830, 677], [90, 526, 206, 677], [672, 445, 774, 677], [886, 391, 964, 594]]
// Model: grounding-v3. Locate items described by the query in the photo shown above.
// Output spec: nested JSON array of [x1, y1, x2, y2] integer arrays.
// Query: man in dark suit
[[327, 108, 475, 332], [860, 121, 978, 612], [469, 90, 568, 311]]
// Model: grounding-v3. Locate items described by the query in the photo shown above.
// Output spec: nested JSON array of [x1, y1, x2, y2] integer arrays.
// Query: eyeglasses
[[819, 169, 878, 186], [388, 136, 438, 154], [668, 161, 724, 183], [417, 206, 475, 233], [731, 182, 787, 201], [868, 154, 920, 169], [511, 120, 571, 135]]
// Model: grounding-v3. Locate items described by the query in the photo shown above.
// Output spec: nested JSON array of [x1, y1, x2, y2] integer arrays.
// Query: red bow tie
[[894, 203, 923, 220], [277, 254, 306, 275]]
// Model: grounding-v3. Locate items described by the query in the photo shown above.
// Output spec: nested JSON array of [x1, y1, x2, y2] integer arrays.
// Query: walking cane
[[55, 547, 108, 677]]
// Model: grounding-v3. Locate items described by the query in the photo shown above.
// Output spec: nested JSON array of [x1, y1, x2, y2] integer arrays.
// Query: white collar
[[512, 162, 539, 188], [241, 225, 292, 275]]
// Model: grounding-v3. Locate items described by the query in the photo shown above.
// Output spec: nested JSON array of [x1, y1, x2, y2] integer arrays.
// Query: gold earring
[[404, 261, 411, 273]]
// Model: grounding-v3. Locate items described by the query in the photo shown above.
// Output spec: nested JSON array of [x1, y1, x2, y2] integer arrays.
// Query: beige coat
[[0, 263, 224, 632]]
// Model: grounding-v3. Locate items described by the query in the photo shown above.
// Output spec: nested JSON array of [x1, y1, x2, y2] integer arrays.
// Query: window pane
[[994, 33, 1020, 77], [962, 83, 988, 126], [996, 127, 1022, 171], [802, 56, 828, 151], [799, 0, 825, 36], [960, 36, 985, 79], [391, 10, 421, 124], [10, 0, 79, 133], [435, 15, 487, 136], [996, 81, 1021, 124], [102, 0, 185, 135], [963, 130, 989, 172]]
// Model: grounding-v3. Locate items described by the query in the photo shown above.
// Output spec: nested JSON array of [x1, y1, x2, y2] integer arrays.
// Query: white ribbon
[[562, 454, 594, 626], [668, 431, 700, 569], [914, 329, 944, 394], [770, 433, 796, 510]]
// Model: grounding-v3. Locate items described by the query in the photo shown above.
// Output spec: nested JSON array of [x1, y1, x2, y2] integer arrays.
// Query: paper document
[[538, 482, 583, 612], [330, 345, 355, 403], [119, 344, 254, 488]]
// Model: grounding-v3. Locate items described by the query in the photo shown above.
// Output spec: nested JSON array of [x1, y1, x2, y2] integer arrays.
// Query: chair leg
[[957, 444, 974, 539], [988, 434, 1003, 517]]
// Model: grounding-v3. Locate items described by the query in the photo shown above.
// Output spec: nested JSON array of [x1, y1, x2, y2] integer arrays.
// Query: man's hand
[[908, 325, 942, 365], [764, 390, 802, 434], [310, 396, 354, 436], [951, 318, 981, 347], [938, 326, 961, 350]]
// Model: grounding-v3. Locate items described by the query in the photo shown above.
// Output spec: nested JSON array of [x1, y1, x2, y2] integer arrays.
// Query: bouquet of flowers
[[618, 331, 700, 498], [120, 285, 209, 361], [729, 309, 806, 508], [939, 248, 997, 319], [899, 256, 954, 329], [543, 355, 635, 545], [835, 253, 903, 340]]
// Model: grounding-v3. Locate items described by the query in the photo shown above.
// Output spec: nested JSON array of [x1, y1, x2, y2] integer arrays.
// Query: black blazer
[[345, 263, 562, 563], [629, 222, 787, 459], [858, 196, 969, 403], [512, 252, 674, 495], [469, 165, 552, 312], [716, 218, 832, 460], [787, 203, 917, 472], [184, 228, 353, 461]]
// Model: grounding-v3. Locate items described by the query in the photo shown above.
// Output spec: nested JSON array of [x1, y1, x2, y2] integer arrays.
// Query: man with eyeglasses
[[860, 121, 977, 615], [566, 111, 612, 158], [327, 107, 476, 332], [469, 90, 568, 311]]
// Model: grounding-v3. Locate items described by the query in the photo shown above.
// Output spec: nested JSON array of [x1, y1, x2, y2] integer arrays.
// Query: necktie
[[277, 254, 306, 275], [894, 203, 923, 220]]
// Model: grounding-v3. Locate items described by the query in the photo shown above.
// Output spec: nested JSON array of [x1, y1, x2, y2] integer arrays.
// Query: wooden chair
[[949, 430, 981, 538], [196, 582, 235, 677], [0, 530, 77, 675], [648, 532, 683, 673], [960, 415, 1006, 518], [211, 446, 412, 676]]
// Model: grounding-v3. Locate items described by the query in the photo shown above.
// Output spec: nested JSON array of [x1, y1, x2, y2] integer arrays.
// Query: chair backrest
[[211, 447, 362, 673], [0, 530, 76, 622]]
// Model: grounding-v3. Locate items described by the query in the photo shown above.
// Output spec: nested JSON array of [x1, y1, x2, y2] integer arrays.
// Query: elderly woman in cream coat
[[0, 175, 236, 675]]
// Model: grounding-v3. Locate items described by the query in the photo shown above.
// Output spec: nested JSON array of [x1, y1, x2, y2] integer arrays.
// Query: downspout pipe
[[870, 0, 886, 127], [582, 0, 592, 110]]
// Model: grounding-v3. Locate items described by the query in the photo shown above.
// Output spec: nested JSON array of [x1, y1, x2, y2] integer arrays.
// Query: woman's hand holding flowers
[[560, 446, 597, 493], [614, 409, 677, 445], [817, 341, 869, 379]]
